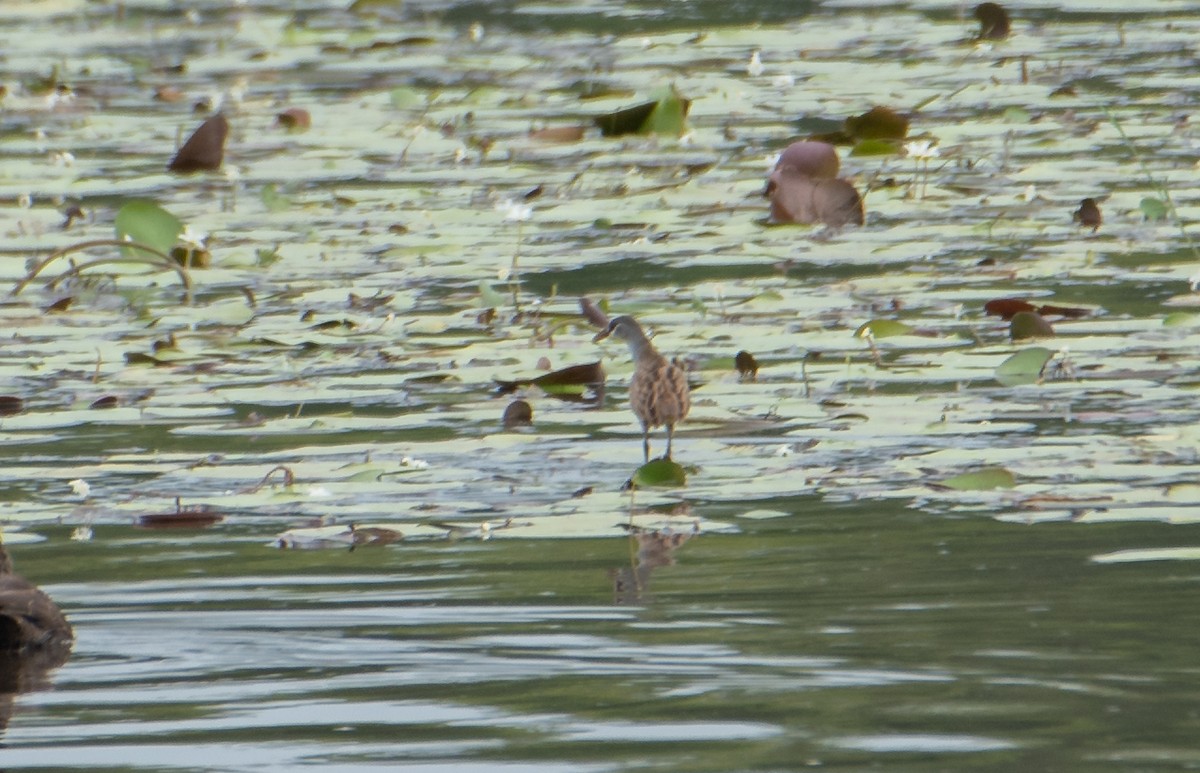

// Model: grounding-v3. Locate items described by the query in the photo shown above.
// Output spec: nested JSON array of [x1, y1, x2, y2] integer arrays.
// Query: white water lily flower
[[468, 22, 484, 42], [496, 198, 532, 222], [771, 73, 795, 89], [71, 526, 93, 542], [178, 224, 208, 250], [69, 479, 91, 498], [401, 456, 429, 470], [747, 50, 764, 77], [308, 486, 332, 499], [904, 140, 939, 160]]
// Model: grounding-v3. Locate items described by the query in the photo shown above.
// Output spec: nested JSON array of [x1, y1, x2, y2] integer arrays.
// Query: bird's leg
[[665, 424, 674, 460], [642, 427, 651, 463]]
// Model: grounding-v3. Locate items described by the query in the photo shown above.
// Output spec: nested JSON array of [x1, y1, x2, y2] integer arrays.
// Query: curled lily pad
[[1009, 311, 1054, 340], [631, 459, 687, 488], [594, 85, 691, 137], [167, 113, 228, 173], [995, 347, 1054, 385]]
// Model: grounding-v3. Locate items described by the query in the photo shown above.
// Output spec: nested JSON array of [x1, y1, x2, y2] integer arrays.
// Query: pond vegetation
[[1, 0, 1199, 769]]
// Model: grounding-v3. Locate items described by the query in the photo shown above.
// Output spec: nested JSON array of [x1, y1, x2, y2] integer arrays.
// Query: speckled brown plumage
[[594, 316, 691, 461]]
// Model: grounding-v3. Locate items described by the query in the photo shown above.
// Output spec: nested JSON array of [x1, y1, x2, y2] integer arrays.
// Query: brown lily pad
[[1010, 311, 1055, 340], [735, 350, 759, 381], [975, 2, 1011, 40], [1073, 197, 1102, 231], [495, 361, 606, 401], [844, 106, 909, 141], [502, 399, 533, 428]]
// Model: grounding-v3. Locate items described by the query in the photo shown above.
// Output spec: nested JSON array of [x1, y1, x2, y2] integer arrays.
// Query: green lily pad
[[855, 319, 914, 339], [995, 346, 1054, 385], [114, 200, 183, 257], [632, 458, 687, 488], [1139, 196, 1168, 221], [941, 467, 1016, 491]]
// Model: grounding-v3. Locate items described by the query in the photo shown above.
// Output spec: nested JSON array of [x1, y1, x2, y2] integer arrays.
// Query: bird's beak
[[592, 328, 612, 343]]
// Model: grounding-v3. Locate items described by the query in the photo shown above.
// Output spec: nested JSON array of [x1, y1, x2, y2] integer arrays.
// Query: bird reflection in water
[[609, 513, 699, 604]]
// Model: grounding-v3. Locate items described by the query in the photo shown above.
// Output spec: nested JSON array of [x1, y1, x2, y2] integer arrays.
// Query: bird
[[766, 141, 864, 228], [0, 546, 74, 657], [593, 316, 691, 462]]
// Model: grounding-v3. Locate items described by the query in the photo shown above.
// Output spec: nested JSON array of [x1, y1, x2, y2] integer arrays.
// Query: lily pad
[[995, 346, 1054, 385], [631, 459, 688, 488], [940, 467, 1017, 491], [114, 200, 183, 257]]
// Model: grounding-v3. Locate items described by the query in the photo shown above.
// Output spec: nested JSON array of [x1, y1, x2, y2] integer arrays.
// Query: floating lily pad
[[632, 459, 688, 488], [995, 346, 1054, 385], [114, 200, 183, 257], [940, 467, 1017, 491], [855, 319, 914, 339]]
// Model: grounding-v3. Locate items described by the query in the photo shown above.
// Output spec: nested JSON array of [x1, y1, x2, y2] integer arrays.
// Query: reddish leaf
[[275, 107, 311, 130], [529, 125, 586, 143], [1037, 304, 1090, 319], [168, 113, 228, 173], [0, 396, 24, 416], [90, 395, 120, 409], [137, 507, 224, 529], [984, 298, 1036, 320]]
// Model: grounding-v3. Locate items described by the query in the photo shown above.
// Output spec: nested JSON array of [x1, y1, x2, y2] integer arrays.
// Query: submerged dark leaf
[[125, 352, 167, 366], [0, 396, 24, 416], [44, 297, 72, 313], [168, 113, 228, 173], [90, 395, 120, 409], [843, 106, 908, 141]]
